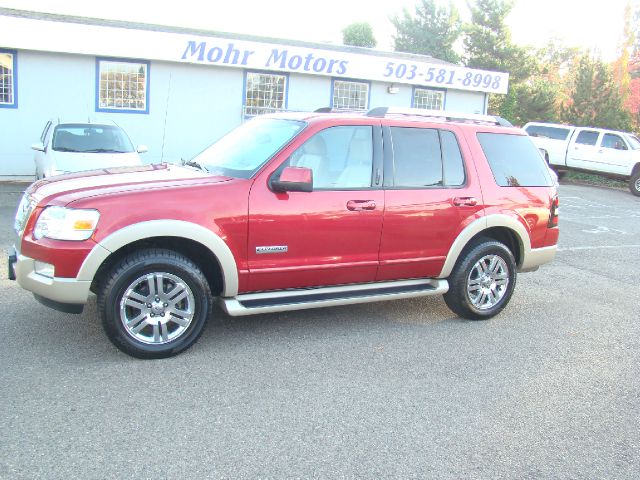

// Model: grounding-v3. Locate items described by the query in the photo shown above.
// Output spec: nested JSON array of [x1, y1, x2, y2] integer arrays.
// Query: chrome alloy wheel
[[635, 177, 640, 193], [466, 254, 509, 310], [119, 272, 195, 345]]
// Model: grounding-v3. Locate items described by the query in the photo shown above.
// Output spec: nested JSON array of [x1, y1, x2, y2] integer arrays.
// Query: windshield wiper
[[181, 159, 208, 172], [53, 147, 80, 152], [83, 149, 127, 153]]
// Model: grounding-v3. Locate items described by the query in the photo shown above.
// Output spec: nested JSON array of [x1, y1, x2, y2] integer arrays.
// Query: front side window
[[601, 133, 627, 150], [332, 80, 369, 110], [0, 50, 16, 107], [40, 121, 52, 143], [413, 88, 444, 110], [97, 58, 149, 113], [192, 118, 304, 179], [575, 130, 599, 146], [477, 133, 553, 187], [286, 126, 374, 189], [244, 72, 287, 117]]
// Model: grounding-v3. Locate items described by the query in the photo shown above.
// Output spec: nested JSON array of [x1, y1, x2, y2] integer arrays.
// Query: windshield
[[625, 134, 640, 150], [192, 118, 306, 178], [52, 124, 135, 153]]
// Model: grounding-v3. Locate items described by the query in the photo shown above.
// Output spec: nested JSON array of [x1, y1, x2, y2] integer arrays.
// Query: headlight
[[33, 206, 100, 241]]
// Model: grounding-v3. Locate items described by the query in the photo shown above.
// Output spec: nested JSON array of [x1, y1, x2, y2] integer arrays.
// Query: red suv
[[10, 108, 559, 358]]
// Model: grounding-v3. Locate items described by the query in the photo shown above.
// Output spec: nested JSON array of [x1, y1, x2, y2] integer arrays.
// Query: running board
[[220, 278, 449, 317]]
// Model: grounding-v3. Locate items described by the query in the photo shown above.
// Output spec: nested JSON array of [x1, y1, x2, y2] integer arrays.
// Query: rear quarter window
[[525, 125, 571, 141], [477, 133, 553, 187]]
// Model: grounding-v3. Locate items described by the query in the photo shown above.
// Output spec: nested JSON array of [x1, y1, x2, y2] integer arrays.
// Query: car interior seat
[[334, 132, 372, 188]]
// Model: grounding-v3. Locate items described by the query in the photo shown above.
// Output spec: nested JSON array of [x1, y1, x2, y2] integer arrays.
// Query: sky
[[0, 0, 635, 61]]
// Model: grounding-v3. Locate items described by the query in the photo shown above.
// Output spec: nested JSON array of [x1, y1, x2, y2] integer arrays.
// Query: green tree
[[561, 55, 632, 131], [499, 79, 560, 125], [391, 0, 462, 63], [463, 0, 535, 83], [342, 22, 377, 48]]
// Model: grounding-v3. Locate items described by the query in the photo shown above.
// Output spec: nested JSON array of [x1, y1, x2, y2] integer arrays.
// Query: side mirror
[[271, 166, 313, 193], [31, 142, 45, 152], [136, 145, 149, 154]]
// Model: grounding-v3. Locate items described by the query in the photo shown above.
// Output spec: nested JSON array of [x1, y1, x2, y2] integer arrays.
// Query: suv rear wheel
[[97, 249, 213, 359], [443, 239, 516, 320]]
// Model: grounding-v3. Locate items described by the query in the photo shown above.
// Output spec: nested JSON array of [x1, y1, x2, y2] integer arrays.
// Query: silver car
[[32, 120, 147, 179]]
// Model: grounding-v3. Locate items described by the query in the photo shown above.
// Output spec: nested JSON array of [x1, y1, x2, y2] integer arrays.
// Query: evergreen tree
[[391, 0, 462, 63], [342, 22, 377, 48], [499, 79, 560, 126], [463, 0, 535, 83], [561, 55, 632, 131]]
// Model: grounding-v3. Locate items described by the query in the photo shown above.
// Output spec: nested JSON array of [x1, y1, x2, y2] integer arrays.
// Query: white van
[[523, 122, 640, 196]]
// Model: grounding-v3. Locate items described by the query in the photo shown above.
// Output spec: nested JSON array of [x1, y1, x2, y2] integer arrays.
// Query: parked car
[[10, 108, 559, 358], [32, 120, 147, 179], [523, 121, 640, 196]]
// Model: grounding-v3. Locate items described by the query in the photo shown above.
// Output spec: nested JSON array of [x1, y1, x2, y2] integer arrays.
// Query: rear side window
[[575, 130, 599, 146], [525, 125, 571, 141], [390, 127, 465, 187], [477, 133, 553, 187]]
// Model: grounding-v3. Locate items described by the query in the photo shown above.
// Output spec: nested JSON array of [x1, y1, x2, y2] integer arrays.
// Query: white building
[[0, 8, 509, 179]]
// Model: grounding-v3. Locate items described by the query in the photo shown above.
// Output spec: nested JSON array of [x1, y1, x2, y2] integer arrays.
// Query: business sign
[[178, 39, 509, 94], [0, 14, 509, 94]]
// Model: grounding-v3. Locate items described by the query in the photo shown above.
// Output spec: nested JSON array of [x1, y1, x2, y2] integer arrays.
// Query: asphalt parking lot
[[1, 181, 638, 479]]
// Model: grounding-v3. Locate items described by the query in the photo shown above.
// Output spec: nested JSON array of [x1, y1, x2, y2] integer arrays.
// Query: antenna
[[161, 73, 172, 163]]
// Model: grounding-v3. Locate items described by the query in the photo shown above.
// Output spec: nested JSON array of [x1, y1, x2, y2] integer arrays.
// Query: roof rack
[[313, 107, 368, 114], [365, 107, 513, 127]]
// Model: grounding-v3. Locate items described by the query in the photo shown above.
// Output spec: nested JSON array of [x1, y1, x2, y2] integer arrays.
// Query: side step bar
[[220, 278, 449, 317]]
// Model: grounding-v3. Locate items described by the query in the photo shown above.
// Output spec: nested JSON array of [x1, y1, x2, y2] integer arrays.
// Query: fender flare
[[437, 214, 531, 278], [76, 220, 239, 296]]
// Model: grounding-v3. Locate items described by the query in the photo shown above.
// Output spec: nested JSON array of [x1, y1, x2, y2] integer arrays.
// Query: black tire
[[97, 248, 213, 359], [443, 238, 517, 320], [630, 168, 640, 197]]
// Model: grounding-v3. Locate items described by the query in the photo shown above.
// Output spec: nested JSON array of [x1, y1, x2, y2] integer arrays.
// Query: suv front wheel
[[630, 168, 640, 197], [443, 239, 517, 320], [97, 249, 213, 359]]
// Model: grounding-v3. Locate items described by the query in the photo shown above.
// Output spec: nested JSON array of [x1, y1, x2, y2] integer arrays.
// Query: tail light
[[548, 195, 559, 228]]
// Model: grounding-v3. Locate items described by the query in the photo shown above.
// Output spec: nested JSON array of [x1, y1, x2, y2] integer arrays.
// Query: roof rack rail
[[313, 107, 370, 114], [365, 107, 513, 127]]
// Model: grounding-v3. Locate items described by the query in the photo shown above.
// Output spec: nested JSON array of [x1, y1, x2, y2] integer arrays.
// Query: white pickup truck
[[523, 122, 640, 196]]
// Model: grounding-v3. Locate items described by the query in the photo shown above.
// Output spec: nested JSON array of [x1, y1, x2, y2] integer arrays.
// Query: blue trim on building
[[95, 57, 150, 114], [330, 77, 371, 110], [411, 85, 447, 109], [0, 49, 18, 109], [242, 69, 289, 119]]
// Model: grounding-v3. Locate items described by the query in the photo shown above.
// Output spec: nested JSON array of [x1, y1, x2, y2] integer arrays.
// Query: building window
[[332, 80, 369, 110], [413, 88, 444, 110], [244, 71, 287, 117], [0, 50, 17, 108], [96, 58, 149, 113]]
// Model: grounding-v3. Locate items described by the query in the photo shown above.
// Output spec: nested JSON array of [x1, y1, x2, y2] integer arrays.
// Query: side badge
[[256, 246, 288, 254]]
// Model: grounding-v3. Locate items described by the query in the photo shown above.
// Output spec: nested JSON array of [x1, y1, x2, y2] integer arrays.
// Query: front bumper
[[9, 246, 90, 314]]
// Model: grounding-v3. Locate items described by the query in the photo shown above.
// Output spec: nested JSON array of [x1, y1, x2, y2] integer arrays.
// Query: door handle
[[453, 196, 478, 207], [347, 200, 376, 211]]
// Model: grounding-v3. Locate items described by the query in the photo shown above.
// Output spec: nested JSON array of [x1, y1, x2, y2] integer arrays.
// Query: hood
[[52, 150, 142, 173], [28, 163, 231, 204]]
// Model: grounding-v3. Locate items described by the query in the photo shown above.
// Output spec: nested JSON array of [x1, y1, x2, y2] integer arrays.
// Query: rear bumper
[[519, 245, 557, 273], [10, 247, 90, 313]]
